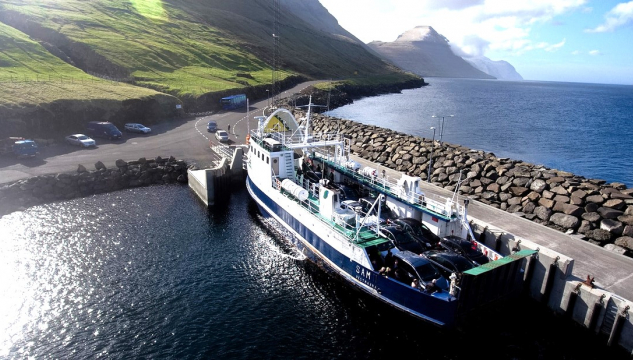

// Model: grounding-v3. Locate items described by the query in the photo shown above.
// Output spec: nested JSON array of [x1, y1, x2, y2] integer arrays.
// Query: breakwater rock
[[0, 156, 189, 217], [302, 112, 633, 256]]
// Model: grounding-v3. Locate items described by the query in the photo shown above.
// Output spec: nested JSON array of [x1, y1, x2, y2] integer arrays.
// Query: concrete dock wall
[[471, 218, 633, 352]]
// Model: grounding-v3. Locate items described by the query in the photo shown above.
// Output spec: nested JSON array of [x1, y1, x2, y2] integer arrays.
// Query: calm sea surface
[[327, 78, 633, 188], [0, 185, 628, 359]]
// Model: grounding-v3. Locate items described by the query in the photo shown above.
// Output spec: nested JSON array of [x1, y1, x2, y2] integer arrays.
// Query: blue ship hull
[[246, 175, 458, 327]]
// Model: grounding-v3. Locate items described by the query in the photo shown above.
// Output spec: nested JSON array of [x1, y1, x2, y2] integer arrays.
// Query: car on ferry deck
[[391, 217, 441, 248], [439, 235, 490, 266], [392, 251, 448, 290], [422, 250, 475, 279], [379, 225, 428, 255]]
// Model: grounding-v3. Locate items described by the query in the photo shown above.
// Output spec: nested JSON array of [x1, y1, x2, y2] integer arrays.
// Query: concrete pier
[[347, 153, 633, 354], [188, 147, 245, 207]]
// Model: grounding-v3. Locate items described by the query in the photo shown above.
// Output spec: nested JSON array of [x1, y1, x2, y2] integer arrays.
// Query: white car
[[215, 130, 229, 142], [124, 123, 151, 134], [65, 134, 96, 147]]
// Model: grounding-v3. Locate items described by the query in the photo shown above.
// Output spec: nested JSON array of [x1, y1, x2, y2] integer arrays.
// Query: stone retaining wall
[[301, 112, 633, 256], [0, 156, 189, 217]]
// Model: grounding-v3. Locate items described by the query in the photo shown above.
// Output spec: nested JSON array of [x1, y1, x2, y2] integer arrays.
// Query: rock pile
[[302, 112, 633, 255], [0, 156, 189, 217]]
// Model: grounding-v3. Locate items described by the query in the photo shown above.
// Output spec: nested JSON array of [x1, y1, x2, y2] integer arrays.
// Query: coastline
[[295, 110, 633, 257]]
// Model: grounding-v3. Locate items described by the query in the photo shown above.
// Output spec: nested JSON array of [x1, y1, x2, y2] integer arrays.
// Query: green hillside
[[0, 0, 421, 137], [0, 20, 177, 109]]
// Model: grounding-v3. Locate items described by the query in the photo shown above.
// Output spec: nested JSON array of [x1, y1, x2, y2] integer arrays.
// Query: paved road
[[0, 81, 321, 185], [349, 154, 633, 302]]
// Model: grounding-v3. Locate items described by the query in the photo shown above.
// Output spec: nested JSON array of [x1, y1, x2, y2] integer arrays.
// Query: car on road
[[438, 235, 490, 266], [215, 130, 229, 142], [124, 123, 151, 134], [65, 134, 96, 147], [207, 121, 217, 132], [1, 137, 39, 158]]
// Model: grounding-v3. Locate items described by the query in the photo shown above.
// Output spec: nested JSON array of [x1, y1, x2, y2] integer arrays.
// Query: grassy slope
[[0, 20, 176, 110], [0, 0, 289, 97]]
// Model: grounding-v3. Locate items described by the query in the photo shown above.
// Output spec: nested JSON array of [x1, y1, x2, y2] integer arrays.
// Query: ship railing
[[274, 175, 376, 241], [312, 152, 457, 218]]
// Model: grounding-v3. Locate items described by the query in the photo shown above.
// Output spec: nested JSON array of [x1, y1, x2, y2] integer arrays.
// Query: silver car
[[124, 123, 151, 134], [215, 130, 229, 142], [65, 134, 96, 147]]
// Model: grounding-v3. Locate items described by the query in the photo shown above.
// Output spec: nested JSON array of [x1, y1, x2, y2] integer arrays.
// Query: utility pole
[[432, 114, 454, 146], [271, 0, 281, 107], [427, 127, 436, 182]]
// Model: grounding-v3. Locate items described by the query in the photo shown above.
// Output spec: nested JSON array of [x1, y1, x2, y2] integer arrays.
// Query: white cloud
[[589, 50, 601, 55], [571, 50, 581, 55], [320, 0, 586, 56], [586, 1, 633, 32]]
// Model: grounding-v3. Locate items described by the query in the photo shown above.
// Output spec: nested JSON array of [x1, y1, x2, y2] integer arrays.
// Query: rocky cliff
[[463, 56, 523, 81]]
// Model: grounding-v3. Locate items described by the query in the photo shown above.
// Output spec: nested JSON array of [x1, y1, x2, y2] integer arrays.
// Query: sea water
[[0, 185, 628, 359], [327, 78, 633, 188]]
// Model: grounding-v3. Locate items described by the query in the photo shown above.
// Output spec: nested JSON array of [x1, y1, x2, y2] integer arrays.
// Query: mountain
[[463, 56, 523, 81], [368, 26, 495, 79]]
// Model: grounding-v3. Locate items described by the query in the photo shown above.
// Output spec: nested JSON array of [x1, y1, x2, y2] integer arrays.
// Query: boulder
[[530, 179, 547, 193], [95, 161, 106, 171], [510, 186, 529, 197], [601, 219, 624, 236], [550, 213, 579, 229], [534, 206, 552, 221], [550, 185, 568, 195], [598, 207, 624, 219], [116, 159, 128, 168], [581, 212, 601, 222], [603, 199, 625, 210], [577, 220, 592, 234], [623, 225, 633, 238], [586, 195, 604, 204], [538, 198, 555, 209], [77, 164, 88, 173], [618, 215, 633, 226], [584, 229, 612, 243], [614, 237, 633, 251], [585, 202, 599, 213]]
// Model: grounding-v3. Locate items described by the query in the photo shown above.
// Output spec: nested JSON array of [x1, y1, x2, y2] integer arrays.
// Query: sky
[[318, 0, 633, 85]]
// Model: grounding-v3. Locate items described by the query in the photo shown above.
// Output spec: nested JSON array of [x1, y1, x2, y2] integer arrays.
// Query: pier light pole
[[432, 114, 454, 146], [266, 89, 270, 109], [427, 127, 436, 182]]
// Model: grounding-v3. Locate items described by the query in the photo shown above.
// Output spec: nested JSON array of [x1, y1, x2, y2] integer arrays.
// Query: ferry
[[245, 99, 536, 327]]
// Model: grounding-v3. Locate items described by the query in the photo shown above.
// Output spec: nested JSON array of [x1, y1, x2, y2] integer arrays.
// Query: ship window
[[266, 157, 269, 164], [273, 159, 278, 164]]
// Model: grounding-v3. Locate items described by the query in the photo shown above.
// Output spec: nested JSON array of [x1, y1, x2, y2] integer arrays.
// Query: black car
[[439, 235, 490, 266], [423, 250, 475, 279], [391, 218, 441, 247], [392, 250, 446, 289], [379, 226, 427, 255]]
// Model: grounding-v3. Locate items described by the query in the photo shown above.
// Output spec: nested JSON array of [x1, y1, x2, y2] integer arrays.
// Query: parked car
[[0, 137, 39, 158], [422, 250, 475, 279], [85, 121, 122, 140], [124, 123, 151, 134], [392, 250, 447, 290], [215, 130, 229, 142], [379, 225, 428, 255], [439, 235, 490, 266], [65, 134, 96, 147], [207, 121, 217, 132], [391, 218, 441, 247]]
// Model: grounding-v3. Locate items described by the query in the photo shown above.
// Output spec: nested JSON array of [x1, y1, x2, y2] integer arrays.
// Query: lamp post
[[427, 127, 436, 182], [431, 114, 454, 146], [266, 89, 270, 109]]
